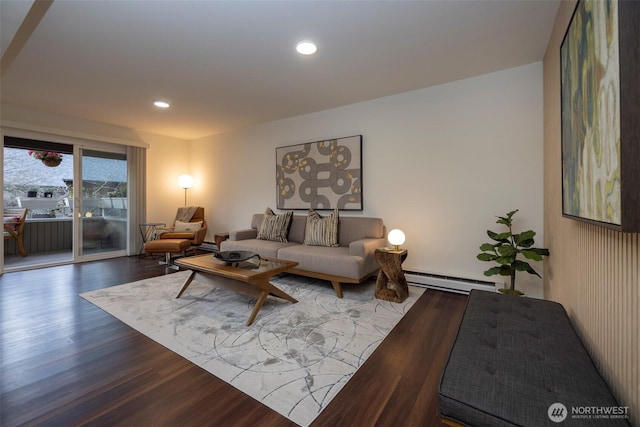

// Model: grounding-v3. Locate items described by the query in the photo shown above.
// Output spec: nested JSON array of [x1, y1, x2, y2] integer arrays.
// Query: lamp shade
[[388, 229, 406, 249], [177, 174, 194, 189]]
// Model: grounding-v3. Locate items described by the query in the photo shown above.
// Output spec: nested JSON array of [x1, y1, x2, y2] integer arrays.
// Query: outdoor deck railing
[[4, 217, 126, 256]]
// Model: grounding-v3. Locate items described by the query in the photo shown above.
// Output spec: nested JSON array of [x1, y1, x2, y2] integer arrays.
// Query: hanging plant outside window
[[28, 150, 63, 167]]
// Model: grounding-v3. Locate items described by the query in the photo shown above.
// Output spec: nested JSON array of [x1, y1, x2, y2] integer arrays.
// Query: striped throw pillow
[[303, 209, 339, 247], [257, 208, 292, 242]]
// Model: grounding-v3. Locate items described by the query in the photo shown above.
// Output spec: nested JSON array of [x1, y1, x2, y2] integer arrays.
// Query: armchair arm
[[158, 231, 191, 239], [350, 237, 388, 275], [193, 226, 207, 245], [349, 237, 387, 258], [230, 228, 258, 241], [154, 226, 173, 239], [159, 228, 207, 245]]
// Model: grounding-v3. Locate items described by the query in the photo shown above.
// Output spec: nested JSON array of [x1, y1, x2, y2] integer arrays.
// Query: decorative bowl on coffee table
[[213, 250, 261, 265]]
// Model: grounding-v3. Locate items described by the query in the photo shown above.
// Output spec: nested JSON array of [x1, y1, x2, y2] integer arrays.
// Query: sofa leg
[[331, 281, 343, 298]]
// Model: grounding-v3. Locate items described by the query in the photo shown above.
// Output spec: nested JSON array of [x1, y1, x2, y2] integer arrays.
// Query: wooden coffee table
[[174, 254, 299, 326]]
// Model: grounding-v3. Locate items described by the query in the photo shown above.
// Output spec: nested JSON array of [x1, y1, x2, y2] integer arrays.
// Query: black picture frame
[[276, 135, 363, 211], [560, 0, 640, 232]]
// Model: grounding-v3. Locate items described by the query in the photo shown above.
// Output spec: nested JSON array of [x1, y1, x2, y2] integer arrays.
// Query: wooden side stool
[[374, 248, 409, 303], [214, 232, 229, 250]]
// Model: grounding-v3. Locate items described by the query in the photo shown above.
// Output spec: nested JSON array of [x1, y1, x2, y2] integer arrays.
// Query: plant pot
[[42, 158, 61, 167]]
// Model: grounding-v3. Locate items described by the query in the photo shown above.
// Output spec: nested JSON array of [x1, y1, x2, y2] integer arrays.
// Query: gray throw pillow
[[257, 208, 292, 242]]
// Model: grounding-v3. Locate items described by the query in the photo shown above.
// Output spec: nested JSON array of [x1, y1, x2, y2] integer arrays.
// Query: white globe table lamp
[[387, 229, 406, 251]]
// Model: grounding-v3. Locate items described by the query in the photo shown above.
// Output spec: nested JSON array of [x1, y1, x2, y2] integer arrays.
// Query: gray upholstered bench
[[438, 290, 630, 426]]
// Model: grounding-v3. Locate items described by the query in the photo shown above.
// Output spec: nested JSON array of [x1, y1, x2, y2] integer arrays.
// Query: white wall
[[141, 130, 192, 227], [190, 62, 545, 296], [1, 63, 545, 295]]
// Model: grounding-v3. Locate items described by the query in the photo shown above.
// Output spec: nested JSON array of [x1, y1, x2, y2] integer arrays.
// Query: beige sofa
[[220, 212, 386, 298]]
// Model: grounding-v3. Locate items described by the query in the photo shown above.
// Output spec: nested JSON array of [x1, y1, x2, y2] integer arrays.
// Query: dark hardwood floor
[[0, 256, 467, 427]]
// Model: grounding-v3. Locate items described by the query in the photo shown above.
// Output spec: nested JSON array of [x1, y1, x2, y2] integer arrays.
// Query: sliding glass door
[[2, 136, 133, 271], [76, 148, 128, 260], [3, 138, 74, 270]]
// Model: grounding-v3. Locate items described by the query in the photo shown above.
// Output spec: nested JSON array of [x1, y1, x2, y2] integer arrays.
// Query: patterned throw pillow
[[3, 216, 19, 224], [303, 208, 339, 247], [257, 208, 293, 242], [3, 216, 20, 231]]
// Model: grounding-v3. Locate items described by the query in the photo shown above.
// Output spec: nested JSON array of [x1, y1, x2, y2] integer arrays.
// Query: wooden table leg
[[175, 271, 196, 298], [245, 278, 298, 326], [174, 267, 298, 326], [260, 279, 298, 304], [246, 290, 269, 326]]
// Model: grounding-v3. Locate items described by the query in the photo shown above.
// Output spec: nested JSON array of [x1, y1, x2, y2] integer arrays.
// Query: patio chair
[[4, 208, 28, 257]]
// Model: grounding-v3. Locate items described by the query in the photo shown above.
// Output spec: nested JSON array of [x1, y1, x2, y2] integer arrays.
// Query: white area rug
[[80, 271, 424, 426]]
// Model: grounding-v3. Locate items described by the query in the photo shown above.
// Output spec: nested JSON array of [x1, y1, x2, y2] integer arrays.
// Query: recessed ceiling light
[[296, 40, 318, 55], [153, 100, 170, 108]]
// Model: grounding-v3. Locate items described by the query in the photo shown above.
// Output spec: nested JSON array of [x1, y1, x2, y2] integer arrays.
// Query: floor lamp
[[177, 174, 194, 206]]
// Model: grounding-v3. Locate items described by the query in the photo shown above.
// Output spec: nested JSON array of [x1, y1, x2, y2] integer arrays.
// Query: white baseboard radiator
[[404, 270, 498, 295], [198, 241, 218, 252]]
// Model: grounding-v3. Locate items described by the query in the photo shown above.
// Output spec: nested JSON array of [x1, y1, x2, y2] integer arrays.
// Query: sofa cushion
[[303, 209, 339, 247], [174, 220, 203, 232], [287, 215, 307, 244], [338, 216, 384, 244], [256, 208, 292, 242], [278, 245, 365, 280]]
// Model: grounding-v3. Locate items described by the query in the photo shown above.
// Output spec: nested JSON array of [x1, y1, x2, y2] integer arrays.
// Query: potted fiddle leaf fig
[[477, 209, 549, 296]]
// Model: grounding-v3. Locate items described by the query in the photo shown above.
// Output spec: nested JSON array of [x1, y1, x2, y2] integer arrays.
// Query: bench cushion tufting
[[438, 290, 629, 426]]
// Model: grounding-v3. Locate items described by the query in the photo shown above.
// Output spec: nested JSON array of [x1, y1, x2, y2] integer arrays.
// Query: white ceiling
[[0, 0, 559, 141]]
